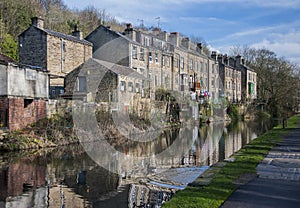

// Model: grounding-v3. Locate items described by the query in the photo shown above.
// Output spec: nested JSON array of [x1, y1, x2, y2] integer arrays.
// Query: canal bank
[[163, 114, 300, 208]]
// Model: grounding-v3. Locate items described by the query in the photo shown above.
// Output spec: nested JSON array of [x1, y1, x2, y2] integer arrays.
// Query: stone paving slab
[[221, 127, 300, 208]]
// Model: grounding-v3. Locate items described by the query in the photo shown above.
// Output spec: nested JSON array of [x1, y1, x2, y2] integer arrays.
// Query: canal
[[0, 119, 275, 207]]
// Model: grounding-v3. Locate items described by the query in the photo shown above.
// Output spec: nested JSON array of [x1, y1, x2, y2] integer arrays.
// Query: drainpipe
[[60, 39, 64, 73]]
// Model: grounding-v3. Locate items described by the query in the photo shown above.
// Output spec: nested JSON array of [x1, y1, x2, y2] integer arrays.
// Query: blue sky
[[63, 0, 300, 65]]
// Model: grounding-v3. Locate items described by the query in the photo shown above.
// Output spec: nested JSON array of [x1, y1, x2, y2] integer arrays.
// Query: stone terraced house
[[85, 24, 221, 103], [18, 17, 93, 98]]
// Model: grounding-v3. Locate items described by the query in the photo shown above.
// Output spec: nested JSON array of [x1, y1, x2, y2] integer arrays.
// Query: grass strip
[[163, 115, 300, 208]]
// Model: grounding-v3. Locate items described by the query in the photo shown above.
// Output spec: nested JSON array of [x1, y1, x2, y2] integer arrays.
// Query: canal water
[[0, 119, 275, 208]]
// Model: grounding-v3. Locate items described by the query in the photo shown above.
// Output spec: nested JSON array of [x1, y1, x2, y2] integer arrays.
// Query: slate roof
[[43, 28, 92, 46], [93, 58, 146, 80], [36, 27, 92, 46], [0, 53, 17, 64]]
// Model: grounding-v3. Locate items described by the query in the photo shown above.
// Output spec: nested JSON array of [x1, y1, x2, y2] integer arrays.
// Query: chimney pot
[[31, 17, 44, 29], [72, 24, 83, 39]]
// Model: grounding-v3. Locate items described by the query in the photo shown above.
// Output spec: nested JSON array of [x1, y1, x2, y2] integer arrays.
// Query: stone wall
[[19, 23, 92, 87], [8, 98, 47, 131], [18, 27, 47, 69], [47, 35, 92, 85], [86, 26, 130, 66]]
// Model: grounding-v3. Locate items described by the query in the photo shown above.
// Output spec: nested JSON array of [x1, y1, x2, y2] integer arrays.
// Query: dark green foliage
[[0, 33, 18, 60], [226, 104, 239, 120], [0, 0, 123, 60]]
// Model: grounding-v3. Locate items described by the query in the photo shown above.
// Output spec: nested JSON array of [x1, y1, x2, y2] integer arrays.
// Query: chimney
[[235, 55, 243, 66], [124, 23, 136, 41], [169, 32, 179, 47], [181, 37, 190, 50], [211, 51, 217, 61], [31, 17, 44, 29], [217, 54, 224, 64], [224, 54, 229, 65], [72, 24, 83, 39], [152, 27, 161, 36], [158, 31, 168, 42], [196, 43, 203, 54]]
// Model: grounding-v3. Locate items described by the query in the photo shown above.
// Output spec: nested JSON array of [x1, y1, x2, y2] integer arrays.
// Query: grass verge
[[163, 115, 300, 208]]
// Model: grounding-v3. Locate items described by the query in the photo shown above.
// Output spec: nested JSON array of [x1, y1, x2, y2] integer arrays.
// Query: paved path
[[221, 127, 300, 208]]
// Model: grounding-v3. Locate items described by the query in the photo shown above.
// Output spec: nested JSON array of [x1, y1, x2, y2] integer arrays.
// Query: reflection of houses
[[0, 58, 48, 131], [0, 162, 46, 201], [64, 58, 145, 112], [18, 17, 93, 98], [128, 184, 171, 208]]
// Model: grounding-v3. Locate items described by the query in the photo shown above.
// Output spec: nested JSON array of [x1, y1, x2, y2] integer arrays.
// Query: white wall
[[0, 64, 8, 95], [3, 64, 49, 98]]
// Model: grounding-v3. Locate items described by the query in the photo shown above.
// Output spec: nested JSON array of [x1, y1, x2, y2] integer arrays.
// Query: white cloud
[[160, 0, 300, 8], [251, 39, 300, 65]]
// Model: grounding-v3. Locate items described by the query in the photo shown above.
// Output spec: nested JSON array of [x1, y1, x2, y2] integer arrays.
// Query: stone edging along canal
[[163, 115, 300, 208]]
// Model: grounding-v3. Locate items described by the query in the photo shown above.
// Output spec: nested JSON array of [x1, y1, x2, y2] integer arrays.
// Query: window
[[190, 59, 193, 70], [155, 53, 159, 63], [149, 52, 152, 62], [142, 80, 145, 89], [62, 41, 66, 52], [120, 81, 126, 91], [24, 99, 33, 108], [212, 64, 215, 74], [144, 37, 150, 47], [200, 62, 203, 72], [176, 56, 179, 68], [148, 70, 152, 80], [128, 82, 133, 92], [211, 79, 215, 88], [140, 48, 144, 60], [180, 57, 184, 69], [135, 83, 140, 93], [162, 55, 165, 66], [139, 68, 145, 75], [132, 46, 137, 59], [184, 76, 188, 86], [77, 77, 87, 92], [166, 57, 170, 67], [195, 61, 198, 72]]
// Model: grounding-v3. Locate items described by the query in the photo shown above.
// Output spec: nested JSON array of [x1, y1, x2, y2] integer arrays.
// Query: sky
[[63, 0, 300, 66]]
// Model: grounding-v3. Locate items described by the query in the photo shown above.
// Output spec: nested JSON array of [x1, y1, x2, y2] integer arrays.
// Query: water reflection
[[0, 120, 271, 207]]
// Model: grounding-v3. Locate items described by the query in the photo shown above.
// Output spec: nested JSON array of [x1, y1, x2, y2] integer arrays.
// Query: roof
[[0, 53, 17, 64], [93, 58, 146, 80], [86, 25, 141, 46], [30, 26, 93, 46]]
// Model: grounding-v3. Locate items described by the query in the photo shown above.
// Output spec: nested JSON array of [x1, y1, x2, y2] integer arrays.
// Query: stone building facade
[[0, 61, 48, 131], [85, 24, 220, 103], [212, 52, 242, 102], [64, 58, 145, 112], [18, 17, 93, 98], [235, 55, 257, 101]]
